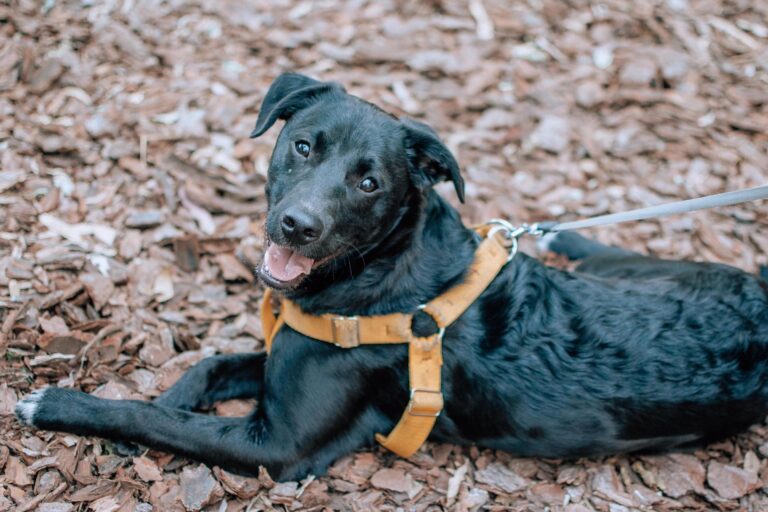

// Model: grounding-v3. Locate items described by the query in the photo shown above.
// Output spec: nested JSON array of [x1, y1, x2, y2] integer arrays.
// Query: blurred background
[[1, 0, 768, 510]]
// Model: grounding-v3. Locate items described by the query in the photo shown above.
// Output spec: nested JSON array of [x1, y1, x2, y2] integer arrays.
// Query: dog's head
[[251, 73, 464, 290]]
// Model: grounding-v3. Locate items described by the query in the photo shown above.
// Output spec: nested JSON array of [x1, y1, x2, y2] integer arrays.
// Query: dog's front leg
[[15, 353, 385, 479], [104, 352, 267, 458], [17, 388, 255, 470], [154, 352, 267, 411]]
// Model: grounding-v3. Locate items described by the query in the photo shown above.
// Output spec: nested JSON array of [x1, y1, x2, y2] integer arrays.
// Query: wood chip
[[3, 1, 768, 510]]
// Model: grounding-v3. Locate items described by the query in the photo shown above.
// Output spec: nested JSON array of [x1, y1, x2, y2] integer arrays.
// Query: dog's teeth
[[15, 388, 48, 426], [537, 232, 559, 254]]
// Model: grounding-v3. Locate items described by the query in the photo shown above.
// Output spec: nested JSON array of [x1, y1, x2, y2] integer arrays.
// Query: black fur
[[17, 73, 768, 481]]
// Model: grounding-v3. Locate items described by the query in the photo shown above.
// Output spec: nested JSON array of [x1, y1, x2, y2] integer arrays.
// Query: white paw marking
[[537, 232, 559, 254], [15, 388, 48, 427]]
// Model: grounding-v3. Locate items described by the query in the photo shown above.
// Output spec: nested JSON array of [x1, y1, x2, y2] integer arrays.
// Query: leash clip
[[487, 219, 551, 261], [524, 222, 546, 237], [488, 219, 547, 238]]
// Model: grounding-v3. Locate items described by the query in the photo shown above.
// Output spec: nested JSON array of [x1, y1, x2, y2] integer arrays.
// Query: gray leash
[[490, 184, 768, 240]]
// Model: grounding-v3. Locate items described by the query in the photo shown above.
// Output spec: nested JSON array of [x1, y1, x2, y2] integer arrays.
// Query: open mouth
[[259, 241, 315, 289], [258, 241, 341, 289]]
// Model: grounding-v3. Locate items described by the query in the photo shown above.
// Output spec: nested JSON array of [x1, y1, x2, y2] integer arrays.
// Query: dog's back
[[436, 248, 768, 458]]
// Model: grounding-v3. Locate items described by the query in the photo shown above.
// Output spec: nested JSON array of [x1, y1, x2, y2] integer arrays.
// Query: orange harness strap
[[261, 288, 283, 353], [260, 224, 514, 457]]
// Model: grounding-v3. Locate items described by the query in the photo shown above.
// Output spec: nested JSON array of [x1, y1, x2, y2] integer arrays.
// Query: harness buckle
[[331, 316, 360, 348], [407, 388, 443, 417]]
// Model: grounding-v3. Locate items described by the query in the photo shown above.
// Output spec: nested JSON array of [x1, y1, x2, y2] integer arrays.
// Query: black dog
[[16, 73, 768, 481]]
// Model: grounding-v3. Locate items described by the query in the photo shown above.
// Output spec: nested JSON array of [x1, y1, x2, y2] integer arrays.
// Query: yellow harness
[[260, 224, 516, 457]]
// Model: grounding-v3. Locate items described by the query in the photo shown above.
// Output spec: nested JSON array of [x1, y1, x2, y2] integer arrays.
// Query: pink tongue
[[264, 243, 315, 282]]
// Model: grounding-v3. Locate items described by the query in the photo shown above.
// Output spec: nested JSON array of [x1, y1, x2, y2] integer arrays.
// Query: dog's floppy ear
[[250, 73, 343, 138], [402, 118, 465, 203]]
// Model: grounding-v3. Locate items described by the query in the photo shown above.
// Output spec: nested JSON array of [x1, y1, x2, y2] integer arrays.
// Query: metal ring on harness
[[487, 219, 521, 262]]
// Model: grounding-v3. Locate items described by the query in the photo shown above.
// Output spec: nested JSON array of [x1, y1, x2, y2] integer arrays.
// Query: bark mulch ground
[[2, 0, 768, 510]]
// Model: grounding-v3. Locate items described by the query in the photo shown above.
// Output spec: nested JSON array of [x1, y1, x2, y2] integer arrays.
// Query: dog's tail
[[760, 266, 768, 282]]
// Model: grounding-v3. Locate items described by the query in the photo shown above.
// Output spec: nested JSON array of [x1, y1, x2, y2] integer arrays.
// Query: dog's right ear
[[250, 73, 343, 138]]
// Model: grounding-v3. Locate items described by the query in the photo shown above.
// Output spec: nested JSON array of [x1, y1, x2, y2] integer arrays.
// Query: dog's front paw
[[15, 387, 98, 432], [15, 387, 48, 428]]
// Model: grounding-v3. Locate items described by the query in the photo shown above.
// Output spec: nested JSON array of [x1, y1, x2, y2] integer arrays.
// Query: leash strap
[[537, 184, 768, 234], [260, 225, 516, 457]]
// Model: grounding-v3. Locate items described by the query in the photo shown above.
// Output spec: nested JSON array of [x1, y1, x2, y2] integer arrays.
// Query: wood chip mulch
[[1, 0, 768, 510]]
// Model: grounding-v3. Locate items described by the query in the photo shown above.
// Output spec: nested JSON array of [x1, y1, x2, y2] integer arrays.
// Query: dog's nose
[[281, 208, 324, 245]]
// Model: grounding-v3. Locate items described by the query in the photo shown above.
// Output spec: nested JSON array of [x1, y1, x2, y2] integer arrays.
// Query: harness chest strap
[[260, 225, 513, 457]]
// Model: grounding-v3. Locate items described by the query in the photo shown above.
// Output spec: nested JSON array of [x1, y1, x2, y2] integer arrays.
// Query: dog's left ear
[[402, 118, 465, 203], [250, 73, 344, 138]]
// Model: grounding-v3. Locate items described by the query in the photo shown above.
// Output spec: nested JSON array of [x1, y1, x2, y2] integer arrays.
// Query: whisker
[[339, 240, 366, 275], [345, 253, 354, 278]]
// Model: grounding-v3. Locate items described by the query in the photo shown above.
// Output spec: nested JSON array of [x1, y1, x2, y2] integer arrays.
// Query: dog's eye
[[359, 177, 378, 193], [294, 140, 311, 157]]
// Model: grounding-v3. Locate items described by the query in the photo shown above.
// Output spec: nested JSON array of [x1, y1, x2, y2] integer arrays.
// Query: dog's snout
[[281, 208, 324, 245]]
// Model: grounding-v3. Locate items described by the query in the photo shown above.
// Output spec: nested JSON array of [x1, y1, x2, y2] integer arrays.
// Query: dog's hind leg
[[539, 232, 662, 280], [154, 352, 267, 411], [538, 231, 631, 261]]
